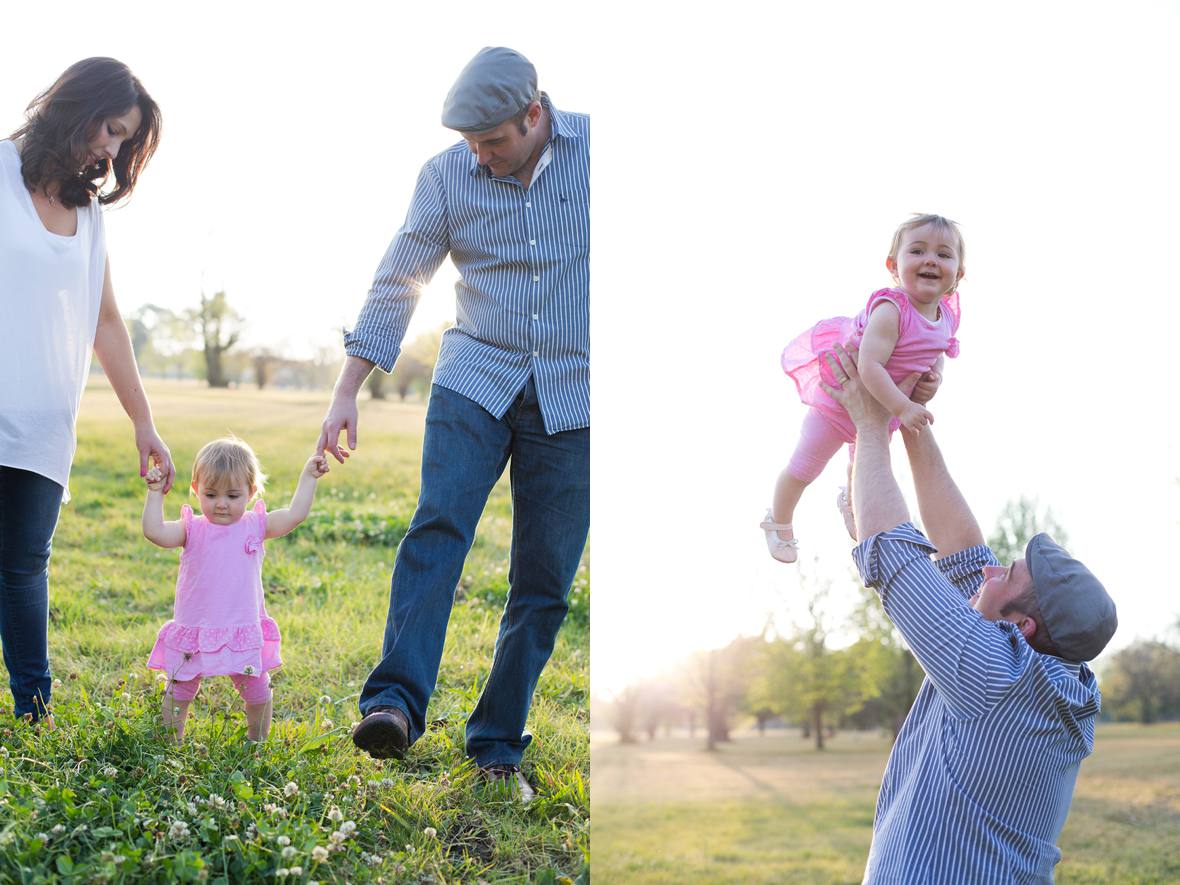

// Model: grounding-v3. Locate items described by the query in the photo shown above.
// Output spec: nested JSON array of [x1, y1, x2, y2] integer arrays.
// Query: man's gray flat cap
[[441, 47, 537, 132], [1025, 533, 1117, 662]]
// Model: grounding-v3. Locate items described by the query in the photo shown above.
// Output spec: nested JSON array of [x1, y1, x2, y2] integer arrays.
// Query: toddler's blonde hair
[[888, 213, 966, 272], [190, 437, 267, 497]]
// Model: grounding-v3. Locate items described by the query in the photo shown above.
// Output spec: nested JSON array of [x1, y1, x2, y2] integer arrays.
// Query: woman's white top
[[0, 139, 107, 498]]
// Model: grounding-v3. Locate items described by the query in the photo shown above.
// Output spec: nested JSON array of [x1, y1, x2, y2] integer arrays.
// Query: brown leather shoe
[[352, 706, 409, 759]]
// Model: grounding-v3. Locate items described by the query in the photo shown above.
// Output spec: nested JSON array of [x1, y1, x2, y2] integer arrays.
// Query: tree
[[848, 585, 923, 740], [252, 348, 280, 390], [391, 325, 447, 401], [680, 636, 763, 751], [988, 496, 1068, 564], [1100, 640, 1180, 723], [754, 594, 872, 750], [189, 290, 244, 388]]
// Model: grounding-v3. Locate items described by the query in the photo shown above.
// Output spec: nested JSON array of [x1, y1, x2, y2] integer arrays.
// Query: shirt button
[[532, 350, 539, 357], [529, 239, 536, 246], [525, 201, 532, 208], [532, 313, 539, 320], [533, 275, 540, 282]]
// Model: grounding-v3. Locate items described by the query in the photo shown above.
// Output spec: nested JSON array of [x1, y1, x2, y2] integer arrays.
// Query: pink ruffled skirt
[[147, 618, 282, 679]]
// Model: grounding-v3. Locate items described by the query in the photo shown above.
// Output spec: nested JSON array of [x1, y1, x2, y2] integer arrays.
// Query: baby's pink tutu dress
[[147, 500, 282, 683], [781, 287, 961, 442]]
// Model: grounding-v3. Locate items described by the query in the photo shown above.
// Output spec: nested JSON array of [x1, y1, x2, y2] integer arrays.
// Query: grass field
[[591, 722, 1180, 883], [0, 378, 588, 883]]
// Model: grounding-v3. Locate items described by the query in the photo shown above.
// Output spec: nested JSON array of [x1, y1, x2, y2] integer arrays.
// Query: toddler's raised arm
[[142, 467, 186, 548], [857, 302, 934, 434], [265, 455, 330, 539]]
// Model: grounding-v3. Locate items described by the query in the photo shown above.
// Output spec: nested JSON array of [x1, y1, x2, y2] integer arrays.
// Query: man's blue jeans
[[358, 379, 589, 766], [0, 467, 63, 721]]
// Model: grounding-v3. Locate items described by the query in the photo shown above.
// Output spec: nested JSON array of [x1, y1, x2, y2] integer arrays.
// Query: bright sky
[[592, 4, 1180, 694], [5, 4, 1179, 701]]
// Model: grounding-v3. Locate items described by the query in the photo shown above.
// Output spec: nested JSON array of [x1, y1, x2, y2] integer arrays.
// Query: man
[[317, 47, 589, 802], [821, 345, 1117, 882]]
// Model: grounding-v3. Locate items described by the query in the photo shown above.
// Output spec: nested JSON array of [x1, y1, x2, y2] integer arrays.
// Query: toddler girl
[[142, 438, 328, 742], [762, 214, 965, 562]]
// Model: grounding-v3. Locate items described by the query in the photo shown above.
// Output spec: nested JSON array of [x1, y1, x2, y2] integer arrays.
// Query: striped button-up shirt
[[344, 95, 589, 435], [855, 523, 1101, 884]]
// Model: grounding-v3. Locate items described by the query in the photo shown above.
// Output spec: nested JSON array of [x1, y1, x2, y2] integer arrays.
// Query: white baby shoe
[[760, 509, 799, 563]]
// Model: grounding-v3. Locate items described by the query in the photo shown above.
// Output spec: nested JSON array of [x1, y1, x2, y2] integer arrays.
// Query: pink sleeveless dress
[[146, 500, 282, 681], [781, 287, 961, 442]]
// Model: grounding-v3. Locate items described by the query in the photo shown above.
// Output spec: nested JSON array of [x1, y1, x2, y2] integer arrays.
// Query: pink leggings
[[168, 672, 272, 704], [786, 409, 855, 484]]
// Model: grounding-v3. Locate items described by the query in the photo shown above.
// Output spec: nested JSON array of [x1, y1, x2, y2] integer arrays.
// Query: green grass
[[591, 723, 1180, 884], [0, 379, 588, 883]]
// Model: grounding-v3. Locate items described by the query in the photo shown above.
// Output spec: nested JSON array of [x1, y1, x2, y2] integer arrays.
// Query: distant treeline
[[110, 292, 446, 396], [600, 499, 1180, 751]]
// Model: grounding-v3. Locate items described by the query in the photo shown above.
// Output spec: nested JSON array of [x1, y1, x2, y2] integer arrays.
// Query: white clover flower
[[283, 781, 300, 798], [311, 846, 329, 862], [319, 695, 331, 704], [322, 719, 334, 730], [223, 835, 239, 845], [282, 846, 296, 860], [276, 869, 289, 878], [208, 794, 227, 809], [345, 775, 361, 788], [276, 835, 291, 846], [186, 802, 199, 816], [340, 820, 356, 836], [327, 806, 342, 822], [289, 867, 303, 876], [102, 765, 118, 778], [329, 831, 345, 845], [381, 778, 395, 788], [367, 853, 382, 866], [51, 824, 65, 835], [0, 747, 8, 757], [423, 827, 437, 839], [112, 855, 127, 865], [52, 678, 62, 688], [168, 820, 190, 840]]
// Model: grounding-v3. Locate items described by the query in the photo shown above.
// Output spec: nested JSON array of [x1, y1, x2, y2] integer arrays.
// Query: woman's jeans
[[358, 379, 590, 767], [0, 467, 63, 721]]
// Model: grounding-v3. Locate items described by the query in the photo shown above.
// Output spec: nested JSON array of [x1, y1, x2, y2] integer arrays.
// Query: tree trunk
[[813, 705, 825, 751]]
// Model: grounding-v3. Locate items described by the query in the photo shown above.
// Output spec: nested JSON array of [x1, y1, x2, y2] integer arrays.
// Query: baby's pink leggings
[[787, 409, 855, 484], [168, 672, 272, 704]]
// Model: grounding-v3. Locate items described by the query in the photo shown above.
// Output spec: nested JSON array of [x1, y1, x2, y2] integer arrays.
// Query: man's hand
[[317, 395, 358, 464], [818, 345, 892, 430]]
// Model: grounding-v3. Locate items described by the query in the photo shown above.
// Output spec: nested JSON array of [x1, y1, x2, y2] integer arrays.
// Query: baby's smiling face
[[192, 471, 252, 525], [887, 223, 964, 311]]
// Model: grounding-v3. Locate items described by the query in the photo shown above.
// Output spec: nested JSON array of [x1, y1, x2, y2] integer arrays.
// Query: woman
[[1, 57, 174, 725]]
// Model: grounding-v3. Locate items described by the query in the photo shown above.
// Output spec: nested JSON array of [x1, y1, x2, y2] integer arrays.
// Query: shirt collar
[[467, 93, 575, 178]]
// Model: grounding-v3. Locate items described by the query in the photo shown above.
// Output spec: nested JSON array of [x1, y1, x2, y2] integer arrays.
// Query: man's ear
[[1017, 616, 1037, 642]]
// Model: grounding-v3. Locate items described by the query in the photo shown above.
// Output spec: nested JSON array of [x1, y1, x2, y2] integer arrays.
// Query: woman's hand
[[136, 425, 175, 493]]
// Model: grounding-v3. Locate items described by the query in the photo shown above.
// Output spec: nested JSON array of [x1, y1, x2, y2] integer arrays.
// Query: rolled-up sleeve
[[343, 160, 451, 372], [934, 544, 1000, 600], [854, 523, 1034, 719]]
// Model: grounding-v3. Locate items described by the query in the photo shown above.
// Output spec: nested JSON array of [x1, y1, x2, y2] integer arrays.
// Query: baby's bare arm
[[142, 467, 186, 548]]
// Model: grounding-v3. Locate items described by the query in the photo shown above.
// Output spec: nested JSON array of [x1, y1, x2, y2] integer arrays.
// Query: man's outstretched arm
[[816, 346, 910, 539], [900, 427, 985, 557]]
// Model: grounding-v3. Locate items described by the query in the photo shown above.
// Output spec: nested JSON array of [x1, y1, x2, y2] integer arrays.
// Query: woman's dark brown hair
[[9, 57, 161, 209]]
